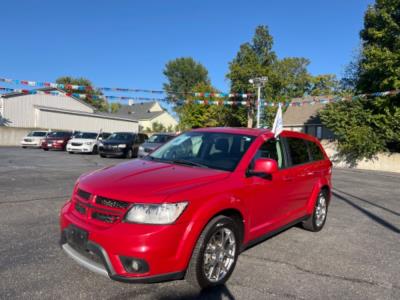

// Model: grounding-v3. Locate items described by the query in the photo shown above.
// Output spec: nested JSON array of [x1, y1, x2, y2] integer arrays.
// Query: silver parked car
[[138, 133, 176, 158]]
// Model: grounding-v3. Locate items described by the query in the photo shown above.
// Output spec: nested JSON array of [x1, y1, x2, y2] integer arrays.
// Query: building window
[[316, 126, 322, 139]]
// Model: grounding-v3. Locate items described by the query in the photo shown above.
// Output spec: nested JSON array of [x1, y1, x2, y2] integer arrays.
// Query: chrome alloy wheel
[[315, 193, 327, 227], [203, 227, 236, 283]]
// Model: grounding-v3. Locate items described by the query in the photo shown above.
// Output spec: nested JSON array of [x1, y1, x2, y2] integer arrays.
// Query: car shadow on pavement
[[333, 190, 400, 234], [333, 188, 400, 217], [106, 284, 235, 300]]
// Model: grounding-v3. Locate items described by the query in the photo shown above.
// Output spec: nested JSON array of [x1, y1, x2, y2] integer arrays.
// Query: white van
[[66, 132, 111, 154]]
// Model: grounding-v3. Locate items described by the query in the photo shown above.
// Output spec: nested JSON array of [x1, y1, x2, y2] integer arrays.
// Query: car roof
[[192, 127, 271, 136], [190, 127, 321, 143]]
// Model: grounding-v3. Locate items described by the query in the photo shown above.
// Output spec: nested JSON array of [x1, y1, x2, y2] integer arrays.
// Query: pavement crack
[[241, 254, 396, 289], [0, 195, 68, 205]]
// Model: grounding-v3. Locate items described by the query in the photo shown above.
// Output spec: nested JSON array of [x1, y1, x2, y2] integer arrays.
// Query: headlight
[[85, 141, 94, 145], [56, 140, 64, 143], [139, 146, 144, 151], [118, 144, 127, 148], [125, 202, 188, 224]]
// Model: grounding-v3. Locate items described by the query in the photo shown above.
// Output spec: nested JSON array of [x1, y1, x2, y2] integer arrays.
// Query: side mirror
[[98, 137, 103, 141], [247, 158, 278, 180]]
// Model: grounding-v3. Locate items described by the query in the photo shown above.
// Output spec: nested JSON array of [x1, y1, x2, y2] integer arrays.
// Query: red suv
[[60, 128, 332, 288]]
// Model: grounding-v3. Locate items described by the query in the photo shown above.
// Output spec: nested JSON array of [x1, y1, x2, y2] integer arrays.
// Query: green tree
[[308, 74, 339, 96], [226, 25, 312, 127], [320, 0, 400, 162], [163, 57, 210, 101], [109, 102, 121, 113], [56, 76, 108, 112]]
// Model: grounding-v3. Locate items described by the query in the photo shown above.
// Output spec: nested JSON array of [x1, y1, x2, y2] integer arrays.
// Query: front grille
[[92, 212, 120, 223], [75, 202, 86, 214], [24, 138, 32, 142], [71, 142, 82, 146], [96, 196, 130, 209], [77, 189, 91, 200]]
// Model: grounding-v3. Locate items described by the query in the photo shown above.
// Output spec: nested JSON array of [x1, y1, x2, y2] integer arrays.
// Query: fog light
[[120, 256, 149, 274], [131, 260, 140, 271]]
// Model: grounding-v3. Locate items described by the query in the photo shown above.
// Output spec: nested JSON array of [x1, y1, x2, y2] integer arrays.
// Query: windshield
[[107, 133, 133, 141], [47, 132, 70, 138], [147, 132, 255, 172], [74, 132, 98, 139], [147, 134, 174, 144], [28, 131, 46, 137]]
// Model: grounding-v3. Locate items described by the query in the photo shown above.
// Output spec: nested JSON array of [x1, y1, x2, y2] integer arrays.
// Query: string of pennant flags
[[0, 86, 167, 102], [2, 85, 399, 108], [0, 77, 253, 98]]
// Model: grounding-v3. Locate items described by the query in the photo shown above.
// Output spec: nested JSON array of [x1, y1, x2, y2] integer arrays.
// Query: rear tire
[[22, 146, 27, 149], [100, 154, 106, 158], [68, 151, 74, 154], [302, 190, 329, 232], [186, 215, 240, 290]]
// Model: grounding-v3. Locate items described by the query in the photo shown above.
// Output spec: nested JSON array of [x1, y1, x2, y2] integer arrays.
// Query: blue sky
[[0, 0, 373, 98]]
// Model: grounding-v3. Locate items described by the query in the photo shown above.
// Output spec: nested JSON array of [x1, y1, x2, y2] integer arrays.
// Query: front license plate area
[[66, 225, 88, 250]]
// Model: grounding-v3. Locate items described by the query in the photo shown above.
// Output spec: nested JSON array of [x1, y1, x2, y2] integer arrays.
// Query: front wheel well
[[212, 209, 244, 245], [321, 185, 331, 204]]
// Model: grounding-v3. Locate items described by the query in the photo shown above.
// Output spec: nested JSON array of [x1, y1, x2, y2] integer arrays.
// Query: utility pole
[[249, 76, 268, 128]]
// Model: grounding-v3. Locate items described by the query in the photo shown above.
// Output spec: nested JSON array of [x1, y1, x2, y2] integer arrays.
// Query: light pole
[[249, 76, 268, 128]]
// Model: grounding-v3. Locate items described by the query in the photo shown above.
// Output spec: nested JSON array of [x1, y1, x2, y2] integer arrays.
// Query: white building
[[0, 87, 138, 145], [115, 101, 178, 131]]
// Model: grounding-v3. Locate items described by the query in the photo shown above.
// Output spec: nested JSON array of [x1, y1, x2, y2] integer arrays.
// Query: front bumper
[[60, 235, 184, 283], [67, 145, 93, 153], [60, 202, 195, 283], [21, 141, 41, 147], [99, 147, 125, 157]]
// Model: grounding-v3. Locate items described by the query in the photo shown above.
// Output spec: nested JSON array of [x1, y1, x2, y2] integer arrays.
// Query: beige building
[[115, 101, 178, 131], [0, 87, 138, 145]]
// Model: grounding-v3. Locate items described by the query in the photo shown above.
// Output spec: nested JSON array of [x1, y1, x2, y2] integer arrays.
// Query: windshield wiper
[[170, 159, 209, 169]]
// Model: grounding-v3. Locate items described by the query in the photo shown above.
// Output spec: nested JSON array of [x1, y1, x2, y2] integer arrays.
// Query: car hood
[[69, 138, 96, 143], [78, 159, 230, 203], [23, 136, 43, 140], [141, 142, 161, 149], [102, 139, 129, 145], [46, 137, 68, 141]]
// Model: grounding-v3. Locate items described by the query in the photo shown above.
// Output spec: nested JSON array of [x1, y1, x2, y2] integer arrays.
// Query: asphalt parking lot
[[0, 147, 399, 300]]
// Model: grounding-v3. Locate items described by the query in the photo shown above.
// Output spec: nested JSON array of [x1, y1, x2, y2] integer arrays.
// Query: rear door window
[[307, 141, 325, 161], [286, 137, 311, 166]]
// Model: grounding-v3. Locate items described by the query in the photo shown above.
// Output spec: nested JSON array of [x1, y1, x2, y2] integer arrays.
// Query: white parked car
[[66, 132, 111, 154], [21, 131, 49, 148]]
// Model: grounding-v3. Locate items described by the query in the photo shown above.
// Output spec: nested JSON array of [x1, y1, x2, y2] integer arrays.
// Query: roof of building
[[113, 101, 166, 121], [283, 95, 331, 126], [0, 87, 97, 111], [34, 105, 137, 123]]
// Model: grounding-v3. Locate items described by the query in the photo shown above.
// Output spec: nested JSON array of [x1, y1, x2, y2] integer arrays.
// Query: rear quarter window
[[286, 137, 311, 166]]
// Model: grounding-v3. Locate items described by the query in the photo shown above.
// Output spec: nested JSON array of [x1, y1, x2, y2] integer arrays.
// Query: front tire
[[125, 148, 133, 159], [186, 215, 240, 290], [302, 190, 329, 232], [92, 146, 98, 155]]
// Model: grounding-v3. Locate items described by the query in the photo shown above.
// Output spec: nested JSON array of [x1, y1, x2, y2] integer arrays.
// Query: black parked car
[[98, 132, 148, 158]]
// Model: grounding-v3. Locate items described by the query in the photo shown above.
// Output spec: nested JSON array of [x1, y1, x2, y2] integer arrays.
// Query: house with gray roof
[[114, 101, 178, 131], [282, 95, 334, 139]]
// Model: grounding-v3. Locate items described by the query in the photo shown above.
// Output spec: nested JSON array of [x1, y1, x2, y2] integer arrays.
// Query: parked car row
[[20, 130, 176, 159]]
